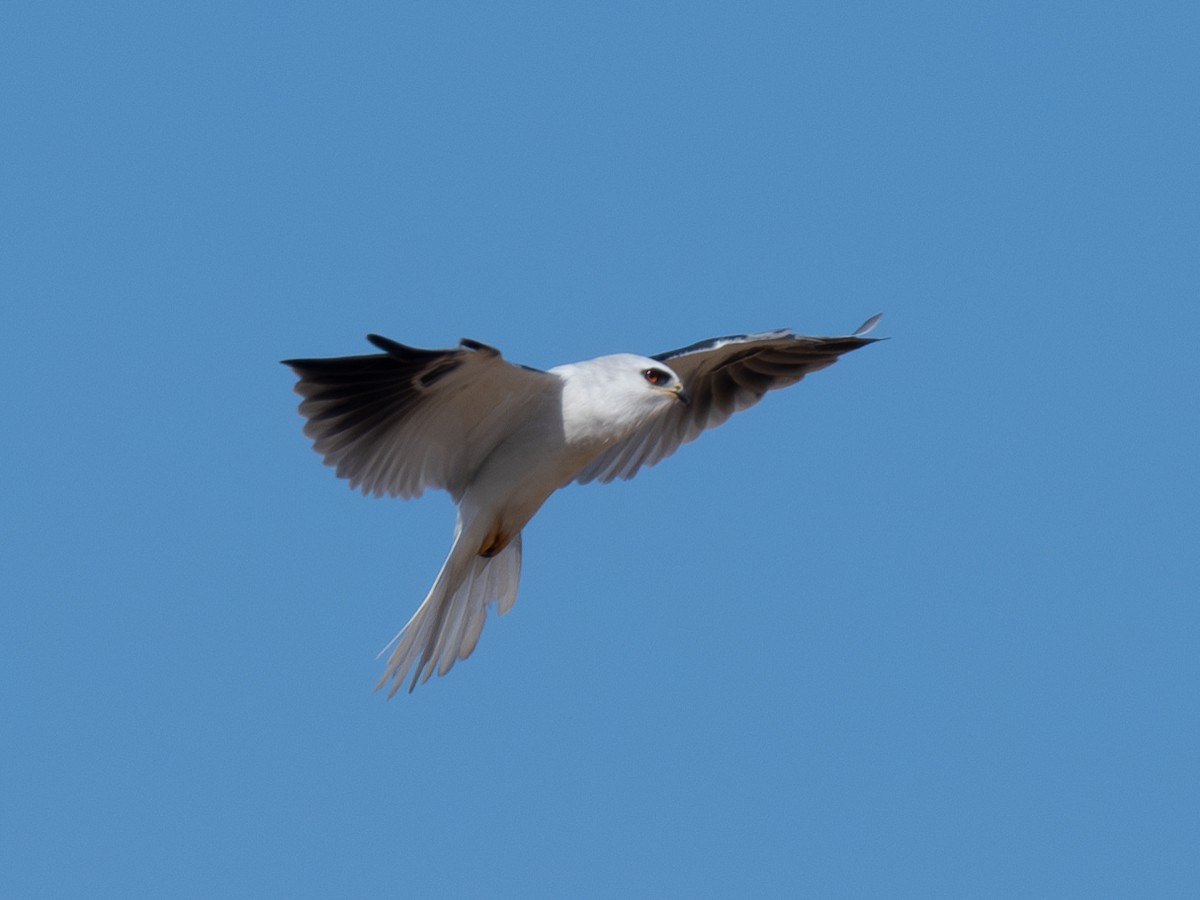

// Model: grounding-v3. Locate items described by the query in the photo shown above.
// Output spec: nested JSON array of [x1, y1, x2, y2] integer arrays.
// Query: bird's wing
[[283, 336, 558, 501], [574, 315, 883, 485]]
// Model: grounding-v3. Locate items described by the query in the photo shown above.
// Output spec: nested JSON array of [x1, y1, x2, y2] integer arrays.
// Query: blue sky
[[3, 2, 1197, 897]]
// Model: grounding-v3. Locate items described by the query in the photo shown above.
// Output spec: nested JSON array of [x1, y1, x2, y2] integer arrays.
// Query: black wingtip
[[459, 338, 500, 356], [367, 333, 407, 354]]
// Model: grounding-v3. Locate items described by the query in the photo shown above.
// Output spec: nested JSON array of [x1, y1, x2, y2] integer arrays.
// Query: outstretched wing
[[283, 336, 558, 501], [574, 315, 883, 485]]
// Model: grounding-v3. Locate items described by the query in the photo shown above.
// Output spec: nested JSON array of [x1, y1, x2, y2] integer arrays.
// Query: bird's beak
[[672, 384, 690, 406]]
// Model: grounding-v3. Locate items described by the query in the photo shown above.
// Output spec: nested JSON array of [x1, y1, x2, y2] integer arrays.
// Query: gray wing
[[283, 336, 558, 501], [574, 315, 883, 485]]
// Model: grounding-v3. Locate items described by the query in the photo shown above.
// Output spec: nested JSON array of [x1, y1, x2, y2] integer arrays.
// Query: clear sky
[[4, 2, 1197, 898]]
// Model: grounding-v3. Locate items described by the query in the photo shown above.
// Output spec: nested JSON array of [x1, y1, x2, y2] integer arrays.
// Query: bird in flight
[[283, 315, 882, 695]]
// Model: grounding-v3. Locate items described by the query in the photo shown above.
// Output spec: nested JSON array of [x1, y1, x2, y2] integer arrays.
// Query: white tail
[[376, 524, 523, 696]]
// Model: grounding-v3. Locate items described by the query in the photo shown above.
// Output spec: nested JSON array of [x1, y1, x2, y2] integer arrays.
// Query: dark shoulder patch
[[652, 334, 750, 362]]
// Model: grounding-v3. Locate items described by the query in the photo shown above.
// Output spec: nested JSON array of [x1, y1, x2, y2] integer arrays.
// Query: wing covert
[[283, 336, 557, 500]]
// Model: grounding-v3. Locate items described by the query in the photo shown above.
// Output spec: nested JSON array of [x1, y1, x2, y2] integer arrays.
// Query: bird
[[283, 314, 882, 695]]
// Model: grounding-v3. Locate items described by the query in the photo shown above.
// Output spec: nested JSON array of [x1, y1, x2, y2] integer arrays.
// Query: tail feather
[[376, 531, 523, 696]]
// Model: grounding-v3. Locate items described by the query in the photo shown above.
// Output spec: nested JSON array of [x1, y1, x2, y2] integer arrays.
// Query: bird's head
[[581, 354, 688, 412], [553, 354, 688, 442]]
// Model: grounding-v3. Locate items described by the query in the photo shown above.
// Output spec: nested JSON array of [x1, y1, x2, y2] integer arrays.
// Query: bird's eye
[[642, 367, 671, 386]]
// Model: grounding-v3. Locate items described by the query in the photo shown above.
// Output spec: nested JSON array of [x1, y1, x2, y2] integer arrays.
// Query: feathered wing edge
[[574, 316, 884, 485], [375, 521, 523, 697], [282, 336, 555, 502]]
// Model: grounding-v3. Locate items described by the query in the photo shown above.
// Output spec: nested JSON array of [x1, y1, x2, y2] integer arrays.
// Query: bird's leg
[[478, 527, 513, 558]]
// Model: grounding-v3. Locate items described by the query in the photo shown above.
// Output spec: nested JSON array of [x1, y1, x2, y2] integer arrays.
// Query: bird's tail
[[375, 522, 522, 697]]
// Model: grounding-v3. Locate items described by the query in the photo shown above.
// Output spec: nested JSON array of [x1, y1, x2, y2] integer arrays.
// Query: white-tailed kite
[[284, 315, 882, 695]]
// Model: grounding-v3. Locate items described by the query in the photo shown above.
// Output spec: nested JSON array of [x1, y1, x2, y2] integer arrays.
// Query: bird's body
[[284, 316, 881, 694]]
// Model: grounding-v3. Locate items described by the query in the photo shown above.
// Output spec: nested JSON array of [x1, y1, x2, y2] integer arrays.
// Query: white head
[[552, 353, 688, 444]]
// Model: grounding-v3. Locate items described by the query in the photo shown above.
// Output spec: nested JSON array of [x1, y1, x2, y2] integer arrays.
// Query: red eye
[[642, 368, 670, 386]]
